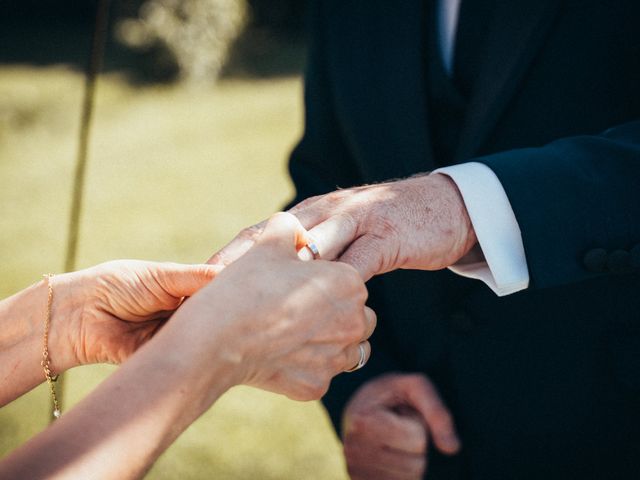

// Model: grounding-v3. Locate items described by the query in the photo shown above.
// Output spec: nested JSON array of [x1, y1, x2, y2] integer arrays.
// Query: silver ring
[[345, 343, 367, 372], [304, 241, 320, 260]]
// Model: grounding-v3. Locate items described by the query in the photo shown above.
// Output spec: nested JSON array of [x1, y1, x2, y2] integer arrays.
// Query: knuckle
[[326, 189, 346, 203], [335, 263, 367, 299], [375, 216, 400, 238], [292, 194, 321, 211], [352, 280, 369, 304], [341, 318, 364, 344], [336, 210, 358, 233]]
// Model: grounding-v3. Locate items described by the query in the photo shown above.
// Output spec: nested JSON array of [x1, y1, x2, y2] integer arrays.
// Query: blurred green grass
[[0, 66, 348, 479]]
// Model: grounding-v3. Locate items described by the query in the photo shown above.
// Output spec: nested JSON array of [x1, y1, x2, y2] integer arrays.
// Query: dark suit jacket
[[287, 1, 640, 478]]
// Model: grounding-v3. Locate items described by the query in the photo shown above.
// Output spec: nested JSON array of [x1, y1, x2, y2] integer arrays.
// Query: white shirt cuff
[[432, 162, 530, 296]]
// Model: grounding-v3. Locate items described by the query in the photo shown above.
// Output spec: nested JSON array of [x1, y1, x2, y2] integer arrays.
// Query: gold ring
[[304, 241, 320, 260]]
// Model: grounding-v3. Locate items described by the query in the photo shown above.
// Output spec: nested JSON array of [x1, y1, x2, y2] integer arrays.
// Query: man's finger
[[344, 407, 428, 454], [304, 213, 359, 261], [286, 195, 327, 228], [404, 376, 461, 454]]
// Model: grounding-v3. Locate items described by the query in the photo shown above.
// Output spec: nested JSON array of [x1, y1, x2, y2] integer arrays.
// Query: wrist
[[159, 288, 248, 395], [46, 272, 90, 373], [428, 173, 478, 262]]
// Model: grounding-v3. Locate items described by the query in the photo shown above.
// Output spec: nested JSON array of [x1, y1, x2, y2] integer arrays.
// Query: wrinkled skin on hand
[[208, 174, 477, 281]]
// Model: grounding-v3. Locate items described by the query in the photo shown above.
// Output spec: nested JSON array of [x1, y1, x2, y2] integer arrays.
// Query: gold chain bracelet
[[42, 274, 61, 419]]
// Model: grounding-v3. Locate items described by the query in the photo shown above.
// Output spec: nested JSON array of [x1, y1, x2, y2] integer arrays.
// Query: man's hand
[[342, 373, 460, 480], [208, 174, 477, 281]]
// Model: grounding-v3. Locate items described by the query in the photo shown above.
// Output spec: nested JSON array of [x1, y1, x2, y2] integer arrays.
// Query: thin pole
[[54, 0, 111, 422]]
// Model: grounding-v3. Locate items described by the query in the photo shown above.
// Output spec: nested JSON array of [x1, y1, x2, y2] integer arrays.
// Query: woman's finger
[[362, 307, 377, 341], [302, 213, 360, 262]]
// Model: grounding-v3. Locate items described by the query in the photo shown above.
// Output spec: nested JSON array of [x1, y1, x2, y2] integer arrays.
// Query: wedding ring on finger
[[303, 239, 320, 260], [345, 343, 368, 373]]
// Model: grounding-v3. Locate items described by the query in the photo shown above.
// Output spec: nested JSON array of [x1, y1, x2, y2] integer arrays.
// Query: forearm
[[478, 120, 640, 288], [0, 274, 81, 406], [0, 299, 239, 480]]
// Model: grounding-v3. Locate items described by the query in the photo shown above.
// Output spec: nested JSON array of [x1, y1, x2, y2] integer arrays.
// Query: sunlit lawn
[[0, 66, 348, 479]]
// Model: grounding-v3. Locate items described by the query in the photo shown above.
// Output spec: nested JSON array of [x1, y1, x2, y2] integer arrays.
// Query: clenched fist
[[342, 373, 460, 480]]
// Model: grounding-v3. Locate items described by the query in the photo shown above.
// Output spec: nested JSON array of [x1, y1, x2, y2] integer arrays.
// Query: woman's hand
[[0, 213, 376, 479], [53, 260, 219, 370], [174, 212, 376, 401], [0, 259, 217, 407]]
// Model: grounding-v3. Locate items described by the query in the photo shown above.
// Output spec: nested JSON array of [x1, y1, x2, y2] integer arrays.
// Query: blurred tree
[[0, 0, 307, 82], [115, 0, 247, 83]]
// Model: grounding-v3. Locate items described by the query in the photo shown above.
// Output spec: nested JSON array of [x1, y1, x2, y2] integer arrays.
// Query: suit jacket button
[[607, 249, 632, 274], [631, 243, 640, 268], [450, 311, 474, 333], [583, 248, 607, 272]]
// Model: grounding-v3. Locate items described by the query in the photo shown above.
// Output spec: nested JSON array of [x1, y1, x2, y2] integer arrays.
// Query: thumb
[[255, 212, 310, 256], [156, 263, 222, 298]]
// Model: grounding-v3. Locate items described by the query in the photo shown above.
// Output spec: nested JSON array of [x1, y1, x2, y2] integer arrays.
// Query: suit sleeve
[[286, 1, 402, 434], [476, 120, 640, 289]]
